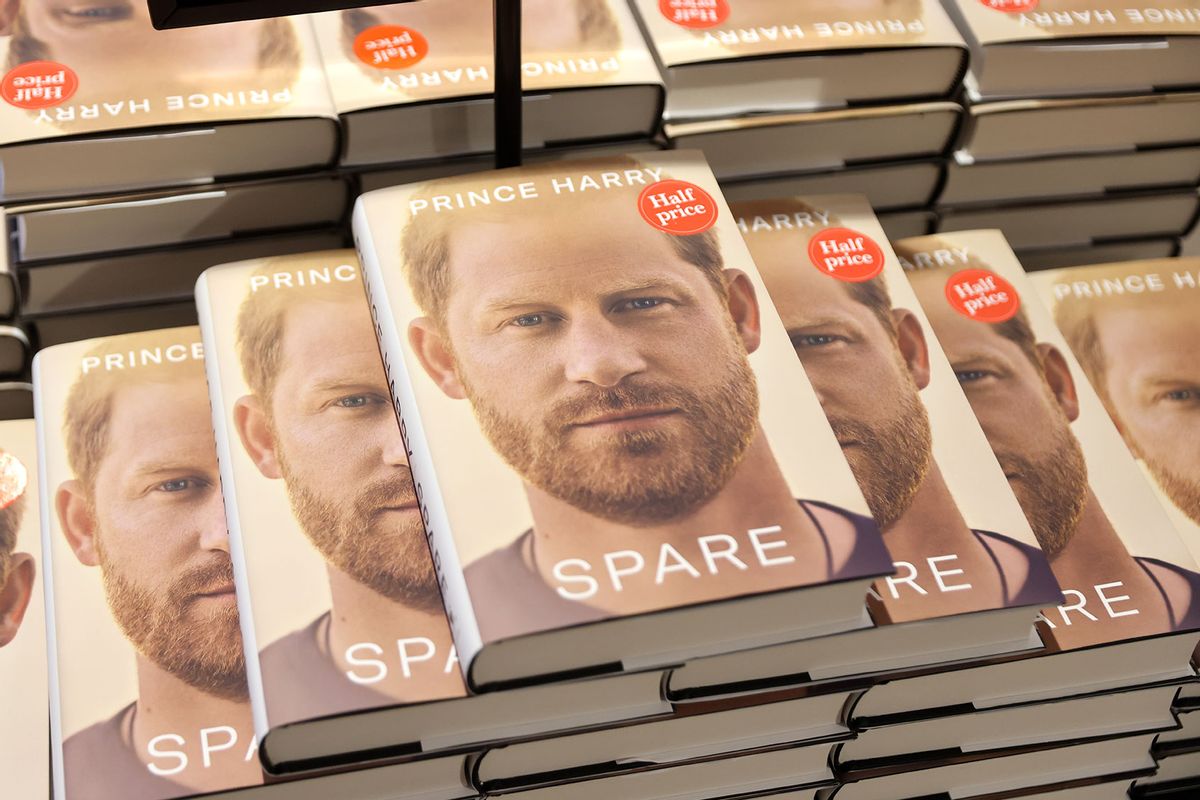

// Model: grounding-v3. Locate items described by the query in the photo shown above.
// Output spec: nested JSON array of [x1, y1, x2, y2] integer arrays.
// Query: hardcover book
[[312, 0, 664, 166], [720, 160, 943, 213], [629, 0, 966, 120], [663, 101, 961, 181], [0, 10, 337, 202], [943, 0, 1200, 100], [34, 326, 475, 800], [895, 231, 1200, 654], [1028, 258, 1200, 572], [736, 195, 1060, 628], [353, 150, 894, 690], [664, 195, 1061, 700], [1015, 240, 1180, 273], [197, 250, 671, 773], [0, 418, 48, 800]]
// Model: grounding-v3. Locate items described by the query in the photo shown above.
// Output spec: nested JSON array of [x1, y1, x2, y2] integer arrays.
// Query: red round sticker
[[2, 61, 77, 109], [0, 451, 27, 510], [638, 180, 718, 236], [353, 25, 429, 70], [978, 0, 1038, 12], [807, 228, 885, 283], [944, 269, 1021, 323], [659, 0, 730, 29]]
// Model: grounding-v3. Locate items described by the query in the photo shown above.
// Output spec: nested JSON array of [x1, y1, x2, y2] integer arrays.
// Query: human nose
[[198, 492, 231, 554], [380, 415, 410, 468], [562, 313, 648, 388]]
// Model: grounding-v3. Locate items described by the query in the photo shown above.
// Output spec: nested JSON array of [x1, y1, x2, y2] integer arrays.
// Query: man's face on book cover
[[752, 235, 932, 532], [248, 296, 441, 610], [4, 0, 296, 110], [1079, 293, 1200, 526], [0, 481, 31, 649], [410, 191, 762, 527], [913, 281, 1088, 557], [56, 373, 247, 700]]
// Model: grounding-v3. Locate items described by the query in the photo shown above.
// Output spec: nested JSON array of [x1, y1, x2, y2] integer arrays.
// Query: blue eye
[[337, 395, 369, 408], [956, 370, 989, 384], [158, 479, 194, 493], [511, 314, 544, 327], [793, 334, 839, 348], [625, 298, 662, 310], [1166, 389, 1196, 402]]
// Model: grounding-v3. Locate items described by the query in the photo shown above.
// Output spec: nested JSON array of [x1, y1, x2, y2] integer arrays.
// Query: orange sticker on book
[[659, 0, 729, 28], [353, 25, 429, 70], [639, 180, 718, 236], [945, 269, 1020, 323], [2, 61, 77, 109], [978, 0, 1038, 12], [808, 228, 885, 283], [0, 451, 27, 510]]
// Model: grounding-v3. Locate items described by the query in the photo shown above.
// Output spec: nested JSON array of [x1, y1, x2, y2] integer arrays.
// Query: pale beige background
[[312, 0, 661, 114], [740, 194, 1041, 548], [201, 258, 353, 654], [1028, 264, 1200, 564], [37, 337, 149, 739], [633, 0, 962, 66], [361, 149, 874, 573], [0, 17, 333, 146], [0, 418, 49, 798], [937, 230, 1196, 567], [954, 0, 1200, 43]]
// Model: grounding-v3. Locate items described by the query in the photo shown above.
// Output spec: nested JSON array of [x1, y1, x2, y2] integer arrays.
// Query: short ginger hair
[[62, 328, 206, 493], [398, 157, 726, 330]]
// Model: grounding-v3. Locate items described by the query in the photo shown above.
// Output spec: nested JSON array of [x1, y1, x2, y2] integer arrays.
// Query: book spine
[[351, 200, 484, 672], [32, 353, 66, 800], [194, 273, 270, 740]]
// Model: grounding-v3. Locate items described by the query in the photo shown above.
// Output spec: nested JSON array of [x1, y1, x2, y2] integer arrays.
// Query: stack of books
[[628, 0, 968, 242], [932, 0, 1200, 271], [5, 148, 1199, 799]]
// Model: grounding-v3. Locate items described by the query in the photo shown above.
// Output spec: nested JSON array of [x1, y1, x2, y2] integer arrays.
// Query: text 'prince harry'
[[397, 158, 886, 642]]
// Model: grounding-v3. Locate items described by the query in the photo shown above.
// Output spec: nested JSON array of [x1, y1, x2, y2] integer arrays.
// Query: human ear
[[233, 395, 282, 480], [0, 553, 34, 647], [892, 309, 931, 391], [723, 270, 762, 355], [1038, 343, 1080, 423], [409, 317, 467, 400], [56, 480, 100, 567]]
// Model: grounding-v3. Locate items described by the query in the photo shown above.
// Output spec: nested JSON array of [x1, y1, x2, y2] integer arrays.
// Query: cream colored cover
[[950, 0, 1200, 44], [1030, 259, 1200, 564], [313, 0, 661, 115], [734, 196, 1059, 627], [895, 231, 1200, 652], [199, 251, 467, 731], [0, 10, 332, 145], [633, 0, 963, 66], [664, 100, 960, 137], [35, 328, 263, 800], [354, 150, 893, 655], [0, 418, 48, 800]]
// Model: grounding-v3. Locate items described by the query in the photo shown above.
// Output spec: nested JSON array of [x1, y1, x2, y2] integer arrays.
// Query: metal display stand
[[148, 0, 524, 168]]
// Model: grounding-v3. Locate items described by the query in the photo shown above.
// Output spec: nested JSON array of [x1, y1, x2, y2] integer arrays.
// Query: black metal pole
[[494, 0, 522, 169]]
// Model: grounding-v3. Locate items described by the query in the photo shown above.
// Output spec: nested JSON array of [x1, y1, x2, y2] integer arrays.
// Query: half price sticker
[[638, 180, 718, 236], [659, 0, 730, 29], [807, 228, 885, 283], [945, 269, 1021, 323], [978, 0, 1038, 12], [353, 25, 429, 70], [2, 61, 77, 109]]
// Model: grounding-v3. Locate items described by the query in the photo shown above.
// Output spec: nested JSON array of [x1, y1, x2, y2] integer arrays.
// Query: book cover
[[0, 9, 331, 140], [314, 0, 660, 112], [1029, 258, 1200, 563], [0, 418, 48, 799], [34, 327, 264, 800], [354, 150, 893, 687], [734, 195, 1061, 626], [632, 0, 963, 65], [198, 250, 467, 730], [950, 0, 1200, 44], [894, 232, 1200, 651]]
